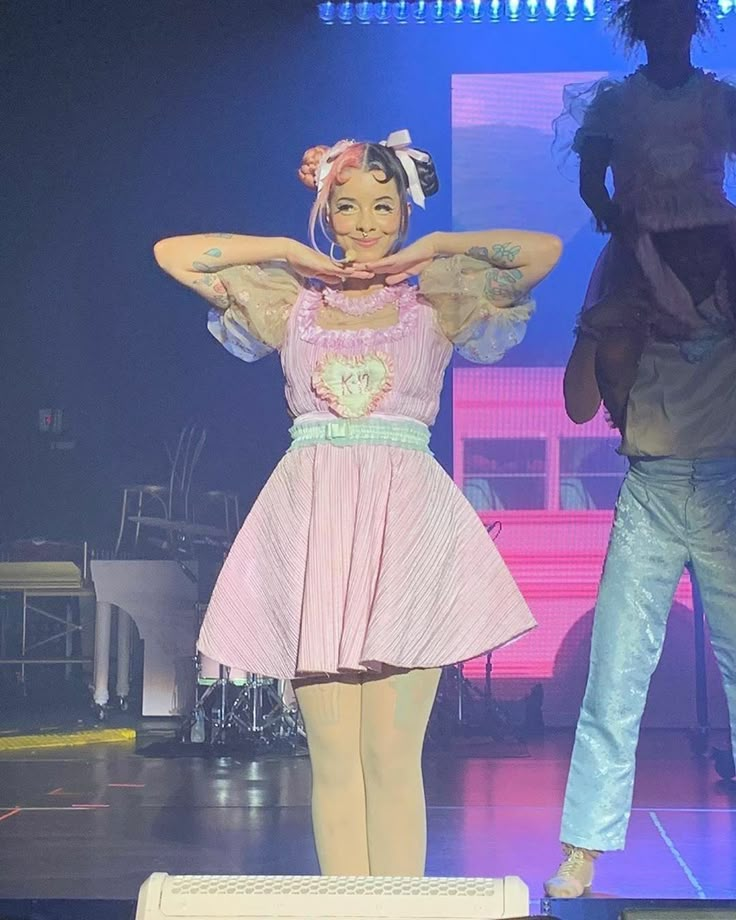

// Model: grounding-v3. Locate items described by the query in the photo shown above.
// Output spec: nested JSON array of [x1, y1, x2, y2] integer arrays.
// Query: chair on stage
[[114, 423, 237, 559]]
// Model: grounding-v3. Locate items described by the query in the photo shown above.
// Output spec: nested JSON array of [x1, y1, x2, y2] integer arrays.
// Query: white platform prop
[[90, 561, 198, 716], [135, 873, 530, 919]]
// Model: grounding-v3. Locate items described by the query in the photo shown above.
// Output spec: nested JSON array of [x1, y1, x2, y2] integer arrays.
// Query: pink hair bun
[[298, 145, 330, 190]]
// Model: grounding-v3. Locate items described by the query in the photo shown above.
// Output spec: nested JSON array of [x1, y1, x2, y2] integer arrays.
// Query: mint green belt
[[289, 417, 431, 453]]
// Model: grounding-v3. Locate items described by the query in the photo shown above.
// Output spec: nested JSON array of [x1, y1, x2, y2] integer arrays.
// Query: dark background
[[2, 0, 733, 544]]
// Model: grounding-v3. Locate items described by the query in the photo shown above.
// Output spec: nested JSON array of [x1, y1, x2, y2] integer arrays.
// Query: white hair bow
[[315, 130, 429, 208], [381, 129, 429, 209]]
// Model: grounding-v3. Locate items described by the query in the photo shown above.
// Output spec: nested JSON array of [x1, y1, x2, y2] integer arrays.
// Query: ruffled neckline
[[631, 66, 707, 100], [297, 283, 420, 350]]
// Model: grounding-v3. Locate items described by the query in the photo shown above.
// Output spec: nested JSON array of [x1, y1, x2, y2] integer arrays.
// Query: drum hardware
[[189, 656, 305, 750]]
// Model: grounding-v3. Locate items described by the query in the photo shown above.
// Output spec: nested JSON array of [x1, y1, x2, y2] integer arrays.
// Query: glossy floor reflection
[[0, 730, 733, 906]]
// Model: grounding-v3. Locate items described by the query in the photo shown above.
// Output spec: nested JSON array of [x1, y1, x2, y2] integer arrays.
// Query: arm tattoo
[[192, 272, 229, 308], [466, 243, 521, 266], [491, 243, 521, 265], [466, 243, 525, 304], [483, 266, 525, 305], [192, 248, 224, 272]]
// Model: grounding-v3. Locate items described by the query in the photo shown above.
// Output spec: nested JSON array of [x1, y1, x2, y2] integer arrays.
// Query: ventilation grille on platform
[[168, 875, 500, 897], [135, 872, 530, 919]]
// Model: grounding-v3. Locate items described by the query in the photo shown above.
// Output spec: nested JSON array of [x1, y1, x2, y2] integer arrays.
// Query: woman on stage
[[154, 130, 561, 876]]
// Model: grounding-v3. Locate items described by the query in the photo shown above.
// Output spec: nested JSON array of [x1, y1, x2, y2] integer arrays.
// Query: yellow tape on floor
[[0, 728, 135, 752]]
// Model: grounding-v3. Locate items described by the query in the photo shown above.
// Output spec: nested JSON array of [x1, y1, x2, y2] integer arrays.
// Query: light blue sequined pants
[[561, 457, 736, 851]]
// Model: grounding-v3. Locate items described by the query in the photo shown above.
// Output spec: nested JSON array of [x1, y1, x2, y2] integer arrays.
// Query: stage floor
[[0, 730, 733, 909]]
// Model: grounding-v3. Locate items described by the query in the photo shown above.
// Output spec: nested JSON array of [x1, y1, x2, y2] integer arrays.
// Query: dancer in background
[[154, 131, 561, 877], [546, 0, 736, 898]]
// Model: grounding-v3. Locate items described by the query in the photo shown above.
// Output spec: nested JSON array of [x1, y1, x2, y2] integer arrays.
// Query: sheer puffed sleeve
[[419, 255, 535, 364], [570, 80, 620, 152], [552, 77, 622, 178], [202, 263, 302, 362]]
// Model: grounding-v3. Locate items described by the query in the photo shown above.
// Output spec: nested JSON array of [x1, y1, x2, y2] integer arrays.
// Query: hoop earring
[[329, 242, 338, 262]]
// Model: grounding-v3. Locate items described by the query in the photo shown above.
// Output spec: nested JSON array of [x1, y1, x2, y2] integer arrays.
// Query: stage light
[[317, 1, 336, 23], [337, 0, 354, 22], [717, 0, 734, 14], [468, 0, 485, 21], [450, 0, 465, 20], [355, 0, 374, 21], [393, 0, 411, 20], [315, 0, 612, 23], [375, 0, 392, 21], [431, 0, 446, 21]]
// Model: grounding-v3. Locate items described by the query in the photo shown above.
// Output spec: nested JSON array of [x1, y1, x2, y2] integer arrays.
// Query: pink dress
[[197, 257, 536, 678]]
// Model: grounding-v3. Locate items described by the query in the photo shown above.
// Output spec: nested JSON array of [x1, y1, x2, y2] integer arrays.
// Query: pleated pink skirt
[[198, 443, 536, 678]]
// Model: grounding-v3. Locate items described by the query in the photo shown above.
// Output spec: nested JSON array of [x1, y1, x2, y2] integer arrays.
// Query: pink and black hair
[[304, 141, 438, 255]]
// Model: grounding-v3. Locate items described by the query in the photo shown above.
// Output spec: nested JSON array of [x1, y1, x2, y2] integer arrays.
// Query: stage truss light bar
[[317, 0, 601, 22], [317, 0, 735, 22]]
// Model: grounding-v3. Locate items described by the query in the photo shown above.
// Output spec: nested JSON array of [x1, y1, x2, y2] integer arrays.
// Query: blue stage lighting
[[355, 0, 374, 21], [431, 0, 446, 21], [315, 0, 614, 24], [468, 0, 485, 21], [337, 0, 354, 22], [375, 0, 392, 21], [317, 1, 337, 23], [393, 0, 411, 21], [450, 0, 465, 20], [717, 0, 733, 14]]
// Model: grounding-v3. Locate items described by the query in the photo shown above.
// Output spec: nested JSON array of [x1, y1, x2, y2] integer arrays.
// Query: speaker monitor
[[135, 873, 529, 919]]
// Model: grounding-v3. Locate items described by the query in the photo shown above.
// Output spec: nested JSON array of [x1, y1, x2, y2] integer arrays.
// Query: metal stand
[[190, 663, 304, 750], [188, 601, 304, 751], [0, 545, 94, 691], [429, 652, 522, 746]]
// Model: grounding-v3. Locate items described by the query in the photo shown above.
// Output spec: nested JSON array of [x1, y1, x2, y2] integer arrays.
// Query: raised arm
[[154, 235, 295, 307], [155, 234, 293, 273], [365, 229, 562, 301], [153, 233, 359, 299], [432, 230, 563, 306]]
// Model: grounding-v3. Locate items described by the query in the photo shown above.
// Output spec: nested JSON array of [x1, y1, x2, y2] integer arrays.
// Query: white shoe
[[544, 845, 599, 898]]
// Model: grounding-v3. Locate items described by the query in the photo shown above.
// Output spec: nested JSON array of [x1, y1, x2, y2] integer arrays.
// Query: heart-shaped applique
[[312, 353, 394, 418]]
